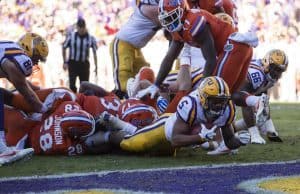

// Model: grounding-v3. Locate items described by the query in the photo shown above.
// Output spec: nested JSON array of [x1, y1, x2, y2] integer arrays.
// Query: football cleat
[[249, 126, 266, 144], [251, 133, 266, 144], [256, 94, 269, 127], [267, 132, 283, 142], [0, 147, 34, 166], [207, 141, 238, 156]]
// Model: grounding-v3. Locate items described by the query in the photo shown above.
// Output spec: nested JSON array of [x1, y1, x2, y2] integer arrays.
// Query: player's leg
[[242, 106, 266, 144], [0, 89, 34, 166], [110, 38, 135, 99], [0, 88, 6, 153], [214, 41, 252, 93], [67, 60, 78, 93], [4, 106, 37, 146], [164, 65, 192, 113], [78, 61, 90, 83], [120, 115, 174, 155]]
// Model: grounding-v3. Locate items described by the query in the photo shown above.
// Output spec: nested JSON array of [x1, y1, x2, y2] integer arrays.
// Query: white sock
[[248, 126, 260, 137], [0, 131, 8, 153], [245, 96, 260, 107], [16, 134, 28, 150], [259, 119, 277, 135], [110, 116, 137, 134], [103, 131, 111, 143]]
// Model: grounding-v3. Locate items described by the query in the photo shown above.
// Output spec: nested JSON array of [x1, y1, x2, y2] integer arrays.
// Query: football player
[[0, 32, 48, 165], [97, 76, 250, 156], [5, 98, 120, 156], [178, 0, 238, 70], [207, 49, 288, 155], [110, 0, 161, 99], [232, 49, 288, 144], [187, 0, 238, 25], [117, 98, 158, 129], [137, 0, 257, 99]]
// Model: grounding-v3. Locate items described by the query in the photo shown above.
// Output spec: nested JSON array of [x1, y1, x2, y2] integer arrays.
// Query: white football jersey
[[138, 0, 159, 6], [247, 59, 267, 91], [0, 41, 33, 76], [164, 90, 235, 141], [116, 5, 159, 48]]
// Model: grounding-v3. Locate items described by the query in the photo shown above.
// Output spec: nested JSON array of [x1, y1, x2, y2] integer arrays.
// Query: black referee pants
[[67, 60, 90, 93]]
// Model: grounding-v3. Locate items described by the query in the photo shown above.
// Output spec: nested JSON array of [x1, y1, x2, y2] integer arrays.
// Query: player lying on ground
[[0, 32, 48, 165], [4, 87, 125, 156], [95, 76, 250, 156]]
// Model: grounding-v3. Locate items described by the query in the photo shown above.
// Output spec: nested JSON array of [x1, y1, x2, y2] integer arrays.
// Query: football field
[[0, 103, 299, 193]]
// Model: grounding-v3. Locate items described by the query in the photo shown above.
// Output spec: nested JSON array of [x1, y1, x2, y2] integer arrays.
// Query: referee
[[62, 18, 98, 92]]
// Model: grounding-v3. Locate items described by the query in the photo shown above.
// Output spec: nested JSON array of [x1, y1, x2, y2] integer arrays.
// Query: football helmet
[[262, 49, 288, 82], [215, 13, 235, 28], [198, 76, 231, 118], [60, 110, 95, 139], [118, 99, 158, 128], [138, 67, 155, 83], [158, 0, 187, 32], [18, 32, 49, 64]]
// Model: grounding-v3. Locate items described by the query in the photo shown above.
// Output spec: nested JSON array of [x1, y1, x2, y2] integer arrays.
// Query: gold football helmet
[[198, 76, 231, 118], [215, 13, 235, 28], [18, 32, 49, 64], [262, 49, 288, 82]]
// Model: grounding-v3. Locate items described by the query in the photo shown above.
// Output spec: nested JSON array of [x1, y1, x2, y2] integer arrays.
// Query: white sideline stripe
[[237, 175, 300, 194], [30, 188, 164, 194], [0, 160, 299, 182]]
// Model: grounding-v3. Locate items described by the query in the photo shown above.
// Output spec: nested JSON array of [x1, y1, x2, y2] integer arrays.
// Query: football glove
[[237, 130, 251, 145], [198, 124, 217, 141], [136, 84, 159, 99]]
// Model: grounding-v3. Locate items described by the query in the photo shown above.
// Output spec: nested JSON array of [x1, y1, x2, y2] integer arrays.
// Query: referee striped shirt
[[63, 31, 97, 62]]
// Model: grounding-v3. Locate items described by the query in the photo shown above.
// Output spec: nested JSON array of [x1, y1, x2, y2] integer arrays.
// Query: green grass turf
[[0, 103, 299, 178]]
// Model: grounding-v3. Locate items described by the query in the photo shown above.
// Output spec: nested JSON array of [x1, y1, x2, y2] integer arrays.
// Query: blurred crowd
[[2, 0, 298, 45], [0, 0, 300, 101], [0, 0, 132, 45], [236, 0, 300, 44]]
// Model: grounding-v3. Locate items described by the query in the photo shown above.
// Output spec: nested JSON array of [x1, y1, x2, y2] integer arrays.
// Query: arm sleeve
[[63, 35, 71, 49]]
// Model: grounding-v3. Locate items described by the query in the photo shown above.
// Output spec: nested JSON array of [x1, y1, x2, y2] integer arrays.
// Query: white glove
[[40, 103, 48, 113], [198, 124, 217, 141], [237, 130, 251, 145], [95, 111, 111, 125], [27, 113, 43, 121], [135, 84, 159, 99]]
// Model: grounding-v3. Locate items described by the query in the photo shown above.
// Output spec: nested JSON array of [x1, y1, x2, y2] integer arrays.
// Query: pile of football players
[[0, 0, 289, 165]]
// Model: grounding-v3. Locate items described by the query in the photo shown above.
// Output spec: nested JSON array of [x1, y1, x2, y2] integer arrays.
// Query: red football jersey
[[76, 92, 121, 117], [172, 9, 236, 55], [29, 101, 87, 155]]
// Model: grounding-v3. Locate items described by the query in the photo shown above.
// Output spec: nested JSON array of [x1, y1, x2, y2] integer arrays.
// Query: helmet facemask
[[159, 7, 184, 32], [203, 96, 230, 118], [198, 76, 231, 119], [266, 63, 286, 83]]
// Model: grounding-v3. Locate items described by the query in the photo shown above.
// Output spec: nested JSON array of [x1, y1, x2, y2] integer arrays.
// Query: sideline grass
[[0, 103, 299, 178]]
